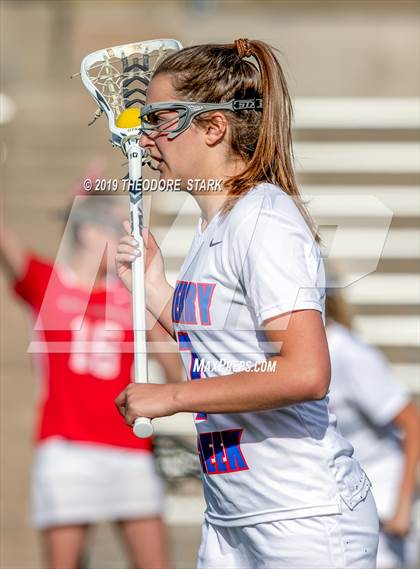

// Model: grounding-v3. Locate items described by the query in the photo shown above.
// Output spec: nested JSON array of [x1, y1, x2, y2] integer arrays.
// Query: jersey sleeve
[[344, 338, 410, 426], [13, 254, 53, 310], [231, 207, 325, 326]]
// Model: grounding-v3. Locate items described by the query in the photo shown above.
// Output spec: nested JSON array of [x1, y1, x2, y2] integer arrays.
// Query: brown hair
[[325, 289, 354, 329], [154, 39, 321, 243]]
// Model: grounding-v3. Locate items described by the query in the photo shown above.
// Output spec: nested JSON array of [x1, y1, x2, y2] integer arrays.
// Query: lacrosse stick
[[80, 39, 182, 438]]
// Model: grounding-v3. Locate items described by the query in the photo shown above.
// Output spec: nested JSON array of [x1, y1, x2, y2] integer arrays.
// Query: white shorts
[[31, 438, 164, 529], [197, 491, 379, 569]]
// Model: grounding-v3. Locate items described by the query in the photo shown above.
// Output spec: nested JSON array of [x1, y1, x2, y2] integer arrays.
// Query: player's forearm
[[396, 405, 420, 506], [172, 355, 329, 414], [147, 281, 175, 339]]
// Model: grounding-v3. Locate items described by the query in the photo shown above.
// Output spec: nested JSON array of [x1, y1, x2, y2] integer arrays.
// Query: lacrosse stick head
[[80, 39, 182, 153]]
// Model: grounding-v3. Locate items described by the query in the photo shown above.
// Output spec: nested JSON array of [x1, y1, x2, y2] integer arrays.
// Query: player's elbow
[[310, 380, 330, 401], [305, 366, 331, 401]]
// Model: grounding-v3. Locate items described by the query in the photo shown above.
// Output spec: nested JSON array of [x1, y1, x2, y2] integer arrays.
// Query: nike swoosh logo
[[209, 239, 223, 247]]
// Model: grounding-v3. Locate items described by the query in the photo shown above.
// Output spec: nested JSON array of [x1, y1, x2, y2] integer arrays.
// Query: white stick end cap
[[133, 417, 153, 438]]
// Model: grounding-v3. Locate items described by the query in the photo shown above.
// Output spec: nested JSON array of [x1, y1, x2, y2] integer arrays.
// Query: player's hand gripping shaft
[[116, 221, 175, 339], [116, 221, 166, 295]]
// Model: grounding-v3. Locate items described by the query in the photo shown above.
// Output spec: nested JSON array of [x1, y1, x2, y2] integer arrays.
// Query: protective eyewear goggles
[[140, 98, 263, 139]]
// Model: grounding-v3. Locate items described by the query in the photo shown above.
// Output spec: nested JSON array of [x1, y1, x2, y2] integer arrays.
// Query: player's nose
[[139, 131, 155, 148]]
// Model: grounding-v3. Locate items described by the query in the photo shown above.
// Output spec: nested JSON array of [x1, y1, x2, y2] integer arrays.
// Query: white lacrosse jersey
[[327, 321, 409, 520], [172, 183, 371, 526]]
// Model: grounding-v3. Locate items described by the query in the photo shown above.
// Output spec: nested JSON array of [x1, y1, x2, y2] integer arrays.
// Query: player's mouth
[[154, 156, 167, 171]]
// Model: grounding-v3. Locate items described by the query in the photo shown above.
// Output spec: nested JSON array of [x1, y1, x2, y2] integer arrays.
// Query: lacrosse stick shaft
[[127, 140, 153, 439]]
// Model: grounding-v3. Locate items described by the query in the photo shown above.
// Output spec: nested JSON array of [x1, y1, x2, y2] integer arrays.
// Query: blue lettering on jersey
[[172, 281, 215, 325], [197, 429, 249, 475], [177, 331, 202, 380], [177, 331, 207, 421], [172, 281, 197, 324], [197, 283, 215, 325]]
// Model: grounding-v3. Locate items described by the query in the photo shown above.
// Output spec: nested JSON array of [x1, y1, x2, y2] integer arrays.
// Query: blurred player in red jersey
[[0, 190, 180, 569]]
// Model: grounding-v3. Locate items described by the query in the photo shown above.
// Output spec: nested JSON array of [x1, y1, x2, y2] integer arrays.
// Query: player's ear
[[202, 112, 228, 146]]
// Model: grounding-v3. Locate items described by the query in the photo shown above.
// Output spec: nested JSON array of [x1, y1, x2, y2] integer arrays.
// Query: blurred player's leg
[[117, 517, 169, 569], [43, 524, 89, 569]]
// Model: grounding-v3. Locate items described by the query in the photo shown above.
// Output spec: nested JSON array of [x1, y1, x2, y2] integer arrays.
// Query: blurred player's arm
[[0, 224, 26, 281], [383, 400, 420, 536], [345, 343, 420, 537]]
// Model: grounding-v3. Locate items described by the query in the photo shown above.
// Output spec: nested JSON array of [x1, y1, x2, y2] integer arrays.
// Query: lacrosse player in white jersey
[[115, 39, 379, 568], [326, 287, 420, 569]]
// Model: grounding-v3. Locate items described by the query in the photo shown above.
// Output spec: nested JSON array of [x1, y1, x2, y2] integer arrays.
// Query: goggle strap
[[232, 98, 263, 111]]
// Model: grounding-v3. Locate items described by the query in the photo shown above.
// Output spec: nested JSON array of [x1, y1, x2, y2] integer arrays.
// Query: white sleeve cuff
[[373, 392, 410, 426], [258, 301, 323, 326]]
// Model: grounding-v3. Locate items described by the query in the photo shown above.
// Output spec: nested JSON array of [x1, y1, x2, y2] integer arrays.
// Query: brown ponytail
[[325, 290, 354, 330], [154, 40, 321, 243]]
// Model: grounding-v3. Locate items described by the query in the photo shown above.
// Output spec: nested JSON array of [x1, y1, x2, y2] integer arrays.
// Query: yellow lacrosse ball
[[115, 108, 141, 128]]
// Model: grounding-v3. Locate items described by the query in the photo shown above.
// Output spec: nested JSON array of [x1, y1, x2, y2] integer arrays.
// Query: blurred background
[[1, 1, 419, 567]]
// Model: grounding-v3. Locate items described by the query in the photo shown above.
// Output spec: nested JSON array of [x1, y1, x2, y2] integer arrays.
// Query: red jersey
[[13, 254, 152, 452]]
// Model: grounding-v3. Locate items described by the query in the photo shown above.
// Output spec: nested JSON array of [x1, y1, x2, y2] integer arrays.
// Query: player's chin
[[157, 159, 168, 174], [158, 167, 177, 185]]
